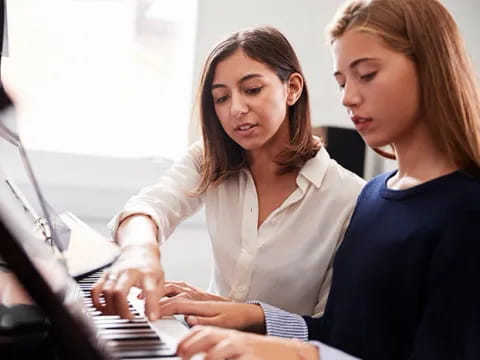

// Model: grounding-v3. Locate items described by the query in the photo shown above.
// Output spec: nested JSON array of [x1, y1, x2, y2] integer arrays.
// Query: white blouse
[[109, 142, 365, 316]]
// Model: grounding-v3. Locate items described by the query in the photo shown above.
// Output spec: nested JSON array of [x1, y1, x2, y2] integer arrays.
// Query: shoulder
[[363, 171, 392, 192], [326, 158, 366, 190], [352, 171, 393, 205], [306, 147, 366, 192], [445, 172, 480, 210], [173, 141, 204, 171]]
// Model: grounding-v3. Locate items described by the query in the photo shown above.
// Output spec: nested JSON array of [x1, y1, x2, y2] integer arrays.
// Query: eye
[[245, 86, 263, 95], [360, 72, 377, 82], [214, 95, 229, 104]]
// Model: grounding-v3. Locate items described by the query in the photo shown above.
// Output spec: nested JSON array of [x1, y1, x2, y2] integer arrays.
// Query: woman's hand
[[176, 326, 319, 360], [91, 243, 165, 320], [158, 299, 266, 332]]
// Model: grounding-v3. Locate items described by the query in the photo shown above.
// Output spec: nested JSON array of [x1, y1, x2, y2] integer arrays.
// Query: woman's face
[[332, 29, 421, 149], [211, 49, 292, 152]]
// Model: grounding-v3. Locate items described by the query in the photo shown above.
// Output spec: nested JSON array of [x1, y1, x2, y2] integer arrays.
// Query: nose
[[341, 81, 362, 109], [230, 92, 248, 119]]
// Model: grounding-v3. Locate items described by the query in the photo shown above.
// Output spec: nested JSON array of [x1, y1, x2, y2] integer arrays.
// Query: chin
[[361, 133, 394, 150], [238, 142, 263, 151], [233, 138, 265, 151]]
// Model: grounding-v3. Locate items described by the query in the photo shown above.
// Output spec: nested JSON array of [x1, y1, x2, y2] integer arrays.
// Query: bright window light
[[3, 0, 198, 160]]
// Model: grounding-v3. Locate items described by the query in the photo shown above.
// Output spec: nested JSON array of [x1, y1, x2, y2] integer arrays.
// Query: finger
[[111, 272, 138, 319], [158, 300, 220, 318], [186, 314, 223, 327], [177, 327, 227, 360], [158, 292, 192, 307], [142, 275, 163, 321], [205, 338, 243, 360], [163, 283, 190, 297], [165, 280, 199, 294], [101, 276, 120, 315], [91, 275, 107, 311]]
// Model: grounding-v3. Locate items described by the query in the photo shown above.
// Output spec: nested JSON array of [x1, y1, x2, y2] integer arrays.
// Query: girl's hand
[[176, 326, 319, 360], [158, 299, 266, 332]]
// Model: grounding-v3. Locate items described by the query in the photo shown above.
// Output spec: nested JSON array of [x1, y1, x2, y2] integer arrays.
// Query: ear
[[286, 72, 304, 106]]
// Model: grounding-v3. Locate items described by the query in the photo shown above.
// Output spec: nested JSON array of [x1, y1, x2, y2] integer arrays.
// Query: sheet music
[[60, 212, 119, 277]]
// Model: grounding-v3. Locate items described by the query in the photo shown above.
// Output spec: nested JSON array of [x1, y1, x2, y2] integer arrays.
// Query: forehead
[[213, 49, 275, 84], [332, 29, 393, 69]]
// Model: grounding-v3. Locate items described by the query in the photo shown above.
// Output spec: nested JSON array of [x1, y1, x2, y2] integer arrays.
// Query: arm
[[109, 142, 205, 244], [176, 326, 320, 360], [91, 143, 205, 320], [157, 300, 359, 359]]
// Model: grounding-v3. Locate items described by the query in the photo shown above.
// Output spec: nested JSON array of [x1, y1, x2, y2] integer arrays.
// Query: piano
[[0, 183, 190, 359], [76, 269, 190, 359]]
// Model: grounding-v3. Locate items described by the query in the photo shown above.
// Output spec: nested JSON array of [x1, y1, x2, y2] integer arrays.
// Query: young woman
[[158, 1, 480, 359], [91, 26, 364, 321]]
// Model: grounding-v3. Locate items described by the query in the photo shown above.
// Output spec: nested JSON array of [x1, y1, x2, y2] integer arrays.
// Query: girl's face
[[332, 29, 421, 149], [211, 49, 294, 152]]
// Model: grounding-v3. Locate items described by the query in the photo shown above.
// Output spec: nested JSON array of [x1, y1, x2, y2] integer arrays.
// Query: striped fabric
[[248, 301, 308, 341]]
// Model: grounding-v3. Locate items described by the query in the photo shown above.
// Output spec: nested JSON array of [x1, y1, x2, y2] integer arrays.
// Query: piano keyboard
[[76, 270, 178, 359]]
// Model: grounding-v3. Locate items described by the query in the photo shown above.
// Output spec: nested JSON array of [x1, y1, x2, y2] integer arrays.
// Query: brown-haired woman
[[91, 26, 364, 322], [158, 1, 480, 359]]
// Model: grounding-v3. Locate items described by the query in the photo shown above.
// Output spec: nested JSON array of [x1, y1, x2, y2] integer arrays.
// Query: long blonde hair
[[328, 0, 480, 176]]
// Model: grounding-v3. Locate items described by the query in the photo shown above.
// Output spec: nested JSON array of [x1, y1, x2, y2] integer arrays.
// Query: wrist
[[244, 303, 266, 334], [121, 242, 160, 259]]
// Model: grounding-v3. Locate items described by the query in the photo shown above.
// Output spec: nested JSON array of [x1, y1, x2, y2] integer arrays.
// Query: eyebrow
[[211, 73, 263, 90], [333, 57, 379, 77]]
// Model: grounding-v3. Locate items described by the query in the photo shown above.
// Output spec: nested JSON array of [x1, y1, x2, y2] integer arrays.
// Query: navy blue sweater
[[304, 171, 480, 359]]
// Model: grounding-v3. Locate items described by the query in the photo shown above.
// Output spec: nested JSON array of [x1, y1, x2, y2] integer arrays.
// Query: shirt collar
[[298, 146, 330, 189], [240, 146, 331, 190]]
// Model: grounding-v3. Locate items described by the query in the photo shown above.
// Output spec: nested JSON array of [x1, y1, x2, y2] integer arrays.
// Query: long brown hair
[[327, 0, 480, 176], [194, 26, 319, 194]]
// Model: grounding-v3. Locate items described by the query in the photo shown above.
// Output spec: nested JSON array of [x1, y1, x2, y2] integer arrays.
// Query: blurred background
[[1, 0, 479, 288]]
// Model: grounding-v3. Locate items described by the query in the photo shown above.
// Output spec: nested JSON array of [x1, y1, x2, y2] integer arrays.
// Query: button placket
[[229, 171, 258, 300]]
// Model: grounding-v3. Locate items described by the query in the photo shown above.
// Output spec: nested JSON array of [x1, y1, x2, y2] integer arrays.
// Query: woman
[[159, 1, 480, 359], [91, 26, 364, 321]]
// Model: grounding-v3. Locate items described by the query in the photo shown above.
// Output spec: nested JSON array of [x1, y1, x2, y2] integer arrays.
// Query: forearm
[[116, 215, 161, 256], [116, 214, 158, 246]]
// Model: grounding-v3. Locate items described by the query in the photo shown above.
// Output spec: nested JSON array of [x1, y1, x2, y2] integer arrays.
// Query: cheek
[[386, 68, 420, 119], [258, 92, 288, 125], [214, 106, 231, 131], [372, 78, 419, 121]]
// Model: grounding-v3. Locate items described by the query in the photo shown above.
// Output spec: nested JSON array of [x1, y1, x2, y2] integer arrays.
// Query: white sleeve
[[108, 142, 205, 244]]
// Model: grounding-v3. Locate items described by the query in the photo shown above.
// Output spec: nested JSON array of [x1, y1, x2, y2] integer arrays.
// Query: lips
[[351, 115, 373, 131], [236, 123, 257, 132], [351, 115, 371, 124]]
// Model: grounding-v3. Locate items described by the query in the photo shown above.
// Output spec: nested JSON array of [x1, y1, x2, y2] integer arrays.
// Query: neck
[[246, 118, 290, 179], [391, 123, 458, 185]]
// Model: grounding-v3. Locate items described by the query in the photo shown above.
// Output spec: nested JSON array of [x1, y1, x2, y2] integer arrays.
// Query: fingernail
[[148, 311, 157, 321], [187, 316, 197, 325]]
